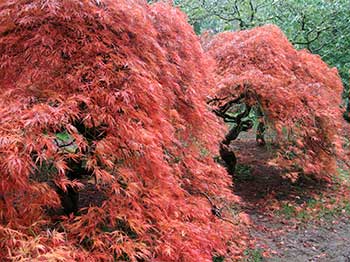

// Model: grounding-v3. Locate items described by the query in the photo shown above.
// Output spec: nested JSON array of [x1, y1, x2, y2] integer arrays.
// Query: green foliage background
[[172, 0, 350, 104]]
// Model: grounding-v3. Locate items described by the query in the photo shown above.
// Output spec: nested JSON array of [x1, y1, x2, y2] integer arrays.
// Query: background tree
[[270, 0, 350, 98], [206, 25, 346, 181], [175, 0, 350, 118], [175, 0, 276, 33], [0, 0, 247, 260]]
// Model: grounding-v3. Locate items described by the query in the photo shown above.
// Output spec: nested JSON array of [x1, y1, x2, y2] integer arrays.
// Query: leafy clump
[[0, 0, 246, 261], [206, 25, 346, 181]]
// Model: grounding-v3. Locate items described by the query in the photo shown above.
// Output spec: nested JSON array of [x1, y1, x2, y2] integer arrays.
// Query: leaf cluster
[[0, 0, 246, 261], [206, 25, 346, 180]]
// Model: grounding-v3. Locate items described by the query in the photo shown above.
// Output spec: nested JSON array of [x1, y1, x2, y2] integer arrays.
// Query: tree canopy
[[0, 0, 246, 260], [206, 25, 345, 180]]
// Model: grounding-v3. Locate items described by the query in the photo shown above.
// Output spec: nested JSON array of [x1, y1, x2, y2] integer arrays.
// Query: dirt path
[[232, 131, 350, 262], [246, 209, 350, 262], [253, 215, 350, 262]]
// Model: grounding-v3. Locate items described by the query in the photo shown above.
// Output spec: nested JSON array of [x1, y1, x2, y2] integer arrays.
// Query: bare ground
[[232, 131, 350, 262]]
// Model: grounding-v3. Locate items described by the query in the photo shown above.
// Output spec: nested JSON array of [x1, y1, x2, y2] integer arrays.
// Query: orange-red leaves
[[0, 0, 242, 261], [206, 25, 345, 179]]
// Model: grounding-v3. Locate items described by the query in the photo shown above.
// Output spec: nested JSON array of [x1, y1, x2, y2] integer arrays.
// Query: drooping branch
[[222, 105, 252, 145], [216, 101, 254, 175]]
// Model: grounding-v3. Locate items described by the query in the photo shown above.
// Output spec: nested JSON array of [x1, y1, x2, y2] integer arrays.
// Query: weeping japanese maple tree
[[0, 0, 247, 261], [206, 25, 345, 180]]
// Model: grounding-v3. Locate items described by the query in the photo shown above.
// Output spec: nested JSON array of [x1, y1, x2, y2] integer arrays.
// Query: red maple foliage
[[0, 1, 247, 261], [206, 25, 346, 181]]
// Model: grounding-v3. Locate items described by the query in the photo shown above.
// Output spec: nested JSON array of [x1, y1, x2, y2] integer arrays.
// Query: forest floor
[[232, 130, 350, 262]]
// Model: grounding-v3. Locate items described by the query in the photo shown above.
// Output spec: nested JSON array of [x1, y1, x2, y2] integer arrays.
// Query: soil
[[232, 130, 350, 262], [252, 215, 350, 262]]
